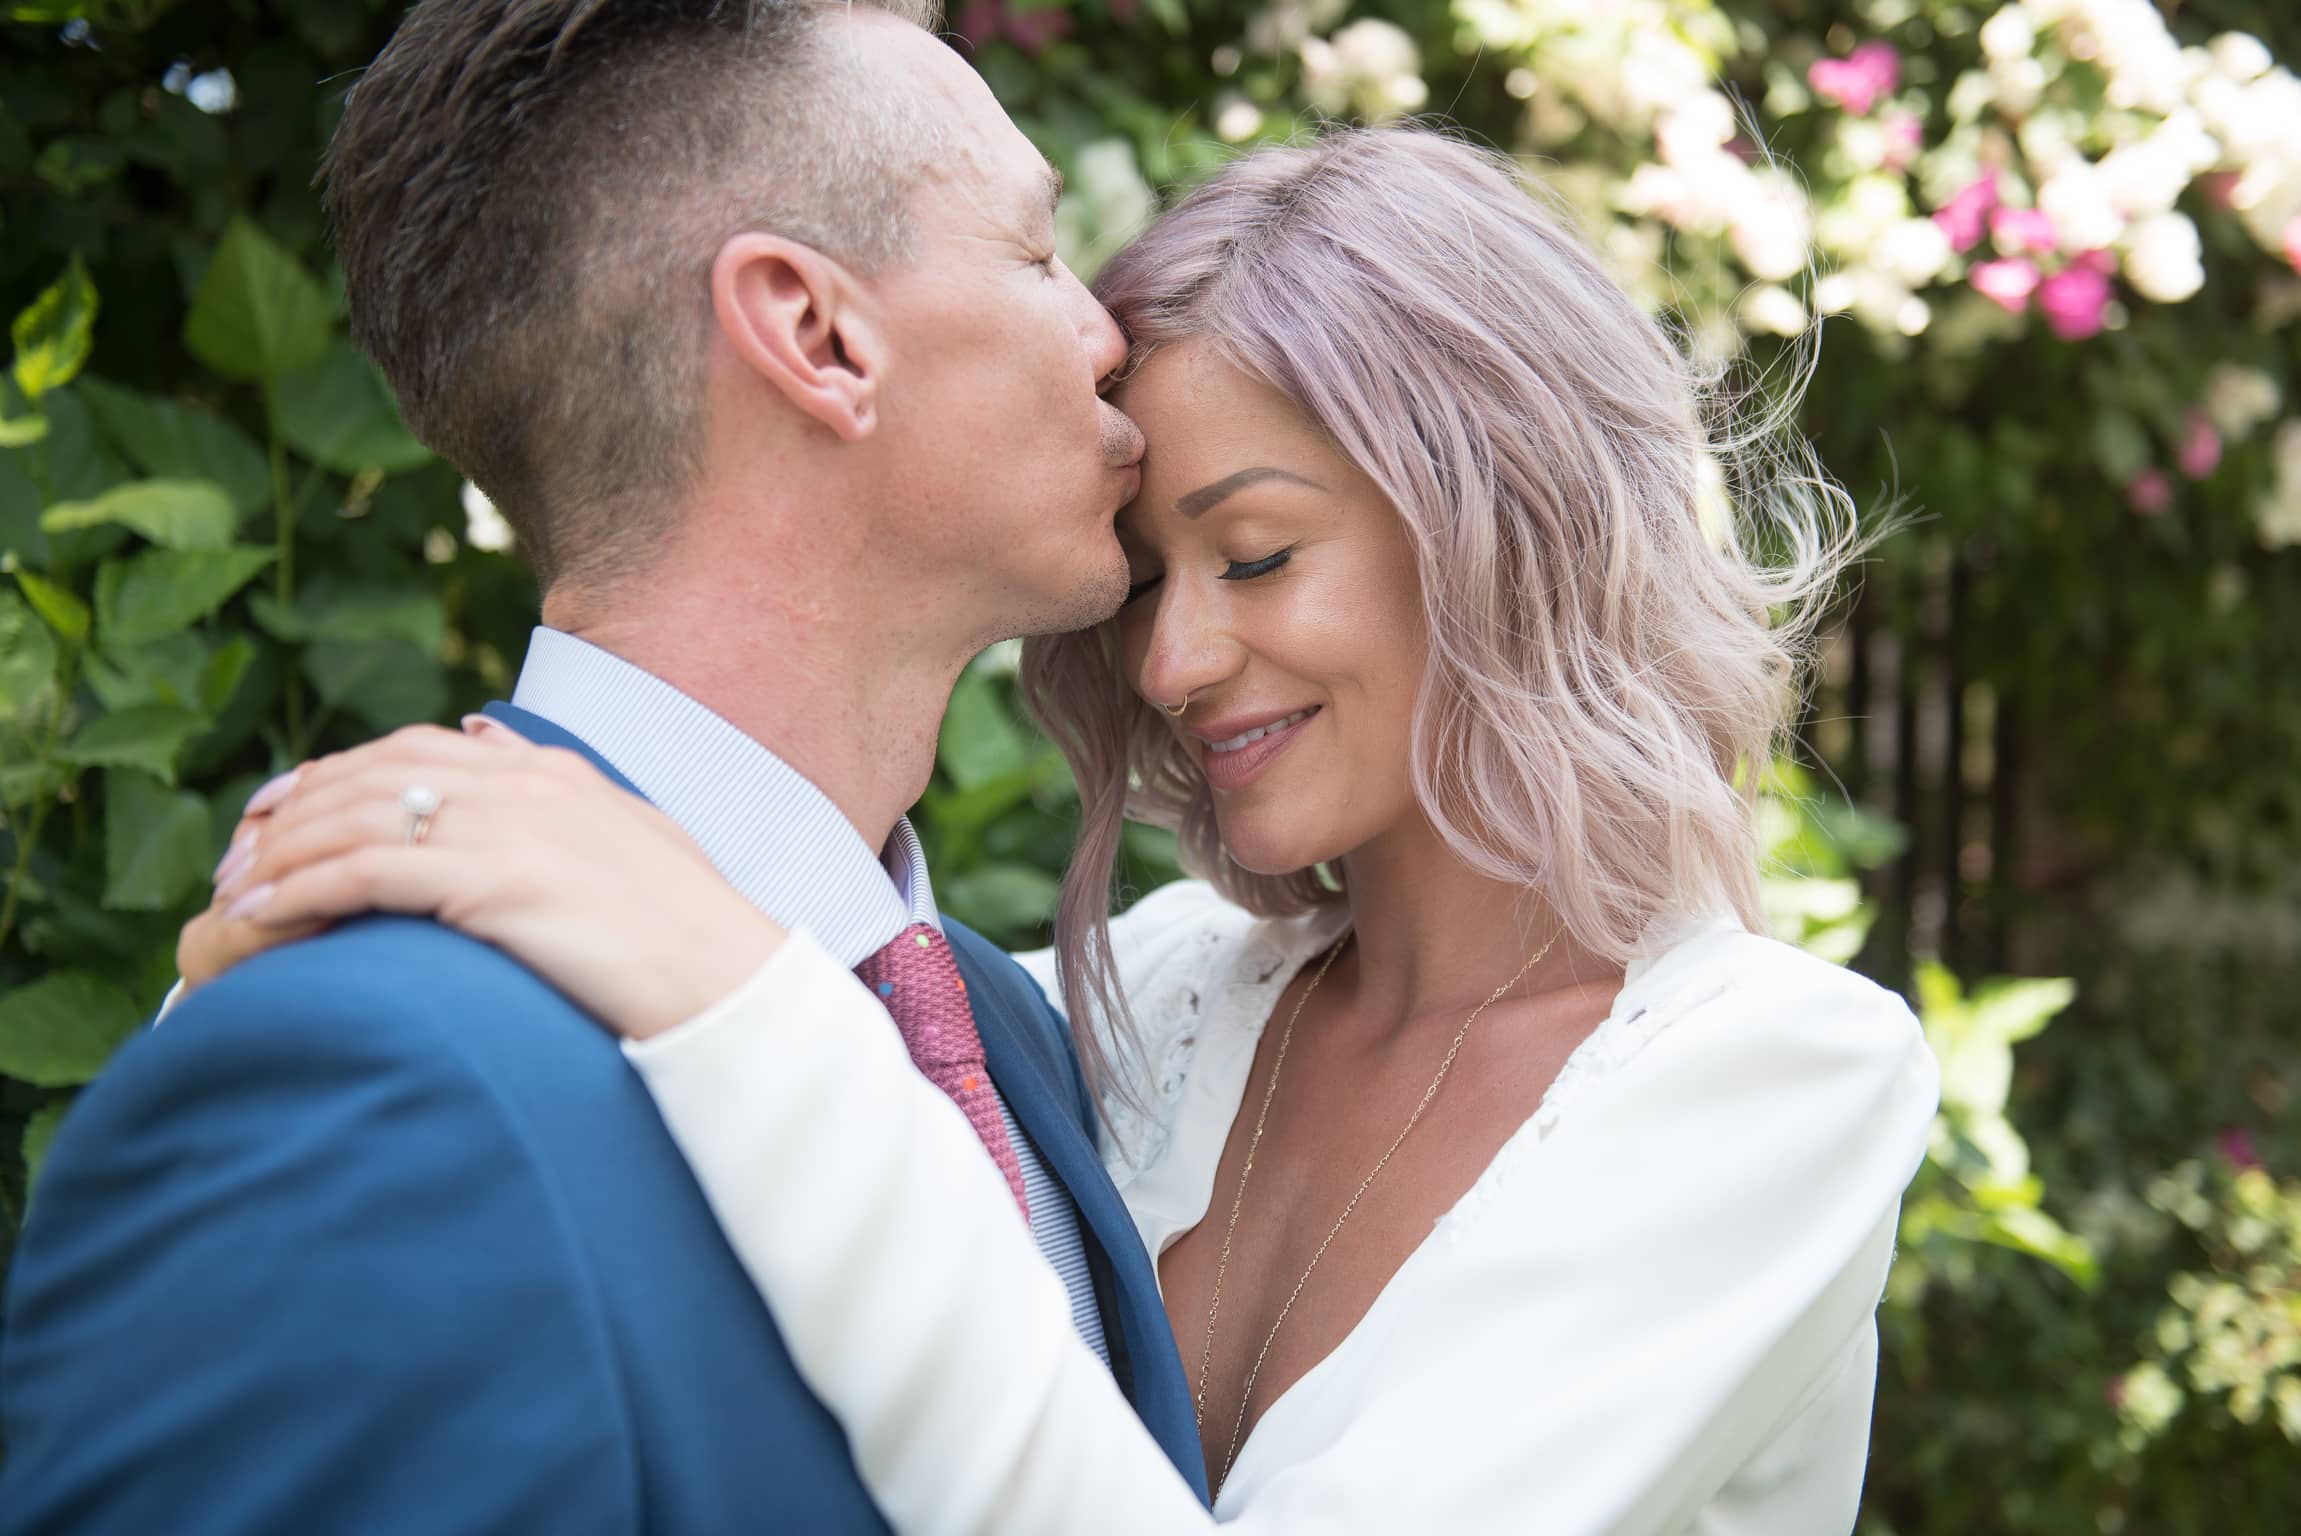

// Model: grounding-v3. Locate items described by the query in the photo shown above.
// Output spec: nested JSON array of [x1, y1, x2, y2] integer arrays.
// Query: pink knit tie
[[855, 923, 1030, 1226]]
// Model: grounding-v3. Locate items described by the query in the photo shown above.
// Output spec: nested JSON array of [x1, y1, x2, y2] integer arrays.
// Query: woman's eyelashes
[[1120, 546, 1295, 607], [1223, 547, 1294, 582]]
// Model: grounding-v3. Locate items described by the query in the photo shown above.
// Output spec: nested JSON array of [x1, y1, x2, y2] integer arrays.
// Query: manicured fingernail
[[245, 768, 302, 816], [214, 840, 258, 889], [226, 882, 276, 921]]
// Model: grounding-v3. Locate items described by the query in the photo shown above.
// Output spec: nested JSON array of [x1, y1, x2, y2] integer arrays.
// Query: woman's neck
[[1332, 814, 1617, 1036]]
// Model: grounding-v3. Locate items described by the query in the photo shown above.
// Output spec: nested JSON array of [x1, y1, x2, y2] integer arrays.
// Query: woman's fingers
[[215, 741, 626, 907], [234, 842, 480, 932]]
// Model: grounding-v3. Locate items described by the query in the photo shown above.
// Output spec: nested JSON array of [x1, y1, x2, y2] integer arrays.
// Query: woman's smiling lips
[[1189, 706, 1321, 792]]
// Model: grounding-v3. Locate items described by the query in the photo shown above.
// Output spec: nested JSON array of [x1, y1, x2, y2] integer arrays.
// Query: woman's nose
[[1134, 585, 1242, 712]]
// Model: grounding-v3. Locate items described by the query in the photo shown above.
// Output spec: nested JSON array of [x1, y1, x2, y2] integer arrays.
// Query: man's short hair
[[327, 0, 944, 589]]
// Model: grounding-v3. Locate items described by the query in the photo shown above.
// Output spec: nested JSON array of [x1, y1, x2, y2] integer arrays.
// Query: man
[[0, 3, 1202, 1529]]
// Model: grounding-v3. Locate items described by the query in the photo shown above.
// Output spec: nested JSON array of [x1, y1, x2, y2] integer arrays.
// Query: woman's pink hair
[[1020, 126, 1856, 1103]]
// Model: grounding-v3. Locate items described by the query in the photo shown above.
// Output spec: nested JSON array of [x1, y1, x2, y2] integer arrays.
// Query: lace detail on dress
[[1430, 964, 1733, 1247], [1102, 1014, 1201, 1177], [1093, 888, 1347, 1182]]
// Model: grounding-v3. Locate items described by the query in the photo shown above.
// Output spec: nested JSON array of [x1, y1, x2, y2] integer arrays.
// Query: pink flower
[[1991, 205, 2057, 254], [1809, 41, 1901, 116], [2072, 248, 2117, 276], [2039, 262, 2112, 340], [2178, 412, 2223, 479], [2126, 468, 2173, 515], [2286, 214, 2301, 275], [1002, 4, 1074, 52], [1971, 256, 2041, 312], [955, 0, 1077, 54], [1882, 110, 1924, 170], [1934, 173, 2000, 253], [2219, 1127, 2263, 1171], [955, 0, 1001, 46]]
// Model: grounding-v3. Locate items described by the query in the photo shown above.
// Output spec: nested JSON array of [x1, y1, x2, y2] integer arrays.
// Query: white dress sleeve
[[628, 923, 1937, 1536]]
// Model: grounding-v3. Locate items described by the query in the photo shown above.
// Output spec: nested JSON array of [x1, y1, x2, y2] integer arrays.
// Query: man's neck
[[544, 575, 964, 854]]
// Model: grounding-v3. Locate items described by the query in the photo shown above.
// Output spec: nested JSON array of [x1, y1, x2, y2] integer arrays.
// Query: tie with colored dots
[[854, 922, 1030, 1225]]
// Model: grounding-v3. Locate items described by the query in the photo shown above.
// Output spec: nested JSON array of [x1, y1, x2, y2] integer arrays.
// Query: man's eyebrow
[[1040, 162, 1064, 219], [1175, 466, 1325, 519]]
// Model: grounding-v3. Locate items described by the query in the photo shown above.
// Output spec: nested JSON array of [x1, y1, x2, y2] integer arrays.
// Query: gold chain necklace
[[1195, 925, 1561, 1495]]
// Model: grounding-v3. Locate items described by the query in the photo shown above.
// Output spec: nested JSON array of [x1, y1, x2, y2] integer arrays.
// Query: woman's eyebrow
[[1175, 466, 1325, 519]]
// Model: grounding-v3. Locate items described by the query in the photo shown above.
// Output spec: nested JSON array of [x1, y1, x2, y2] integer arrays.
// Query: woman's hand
[[180, 721, 785, 1040]]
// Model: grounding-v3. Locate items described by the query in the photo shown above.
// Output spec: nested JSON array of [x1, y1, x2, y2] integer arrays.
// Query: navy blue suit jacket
[[0, 705, 1206, 1532]]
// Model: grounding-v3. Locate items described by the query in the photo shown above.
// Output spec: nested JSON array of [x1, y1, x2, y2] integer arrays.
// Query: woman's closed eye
[[1122, 546, 1295, 606]]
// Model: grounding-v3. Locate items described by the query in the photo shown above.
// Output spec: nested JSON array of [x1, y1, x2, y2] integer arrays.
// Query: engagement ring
[[401, 784, 443, 846]]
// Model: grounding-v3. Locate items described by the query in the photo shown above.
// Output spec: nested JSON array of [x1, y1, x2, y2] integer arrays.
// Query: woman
[[182, 127, 1938, 1533]]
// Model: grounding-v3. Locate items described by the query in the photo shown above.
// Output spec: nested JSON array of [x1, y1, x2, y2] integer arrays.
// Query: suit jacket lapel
[[952, 935, 1209, 1502]]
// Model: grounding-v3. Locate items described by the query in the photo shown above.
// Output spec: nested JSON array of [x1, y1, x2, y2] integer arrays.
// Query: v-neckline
[[1149, 908, 1728, 1510]]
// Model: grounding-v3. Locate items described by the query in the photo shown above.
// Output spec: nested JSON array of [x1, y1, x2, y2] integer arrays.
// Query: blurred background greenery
[[1, 0, 2296, 1528]]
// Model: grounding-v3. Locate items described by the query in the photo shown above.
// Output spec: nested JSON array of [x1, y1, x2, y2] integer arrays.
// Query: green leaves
[[184, 217, 332, 383], [14, 568, 89, 644], [942, 862, 1061, 936], [78, 377, 269, 516], [58, 702, 209, 783], [104, 766, 213, 909], [303, 638, 446, 731], [0, 588, 58, 716], [273, 343, 431, 475], [10, 255, 97, 405], [42, 478, 237, 550], [0, 971, 141, 1088], [94, 545, 274, 648], [939, 664, 1033, 790]]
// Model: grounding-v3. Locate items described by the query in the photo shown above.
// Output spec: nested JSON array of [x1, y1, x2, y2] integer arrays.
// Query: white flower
[[461, 481, 515, 553], [1947, 68, 1998, 122], [1330, 16, 1418, 81], [1875, 216, 1955, 287], [2203, 364, 2282, 439], [2039, 161, 2125, 250], [1739, 284, 1809, 337], [1214, 94, 1264, 143], [1730, 172, 1813, 282], [1813, 271, 1859, 315], [1301, 19, 1428, 121], [2122, 212, 2205, 303], [2256, 419, 2301, 549], [2208, 32, 2272, 85], [2097, 113, 2220, 220], [1814, 173, 1910, 263], [1979, 5, 2035, 63], [1988, 53, 2047, 117], [1245, 0, 1347, 54], [1055, 140, 1157, 278]]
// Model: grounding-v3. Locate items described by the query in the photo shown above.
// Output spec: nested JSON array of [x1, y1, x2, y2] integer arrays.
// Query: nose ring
[[1159, 690, 1190, 718]]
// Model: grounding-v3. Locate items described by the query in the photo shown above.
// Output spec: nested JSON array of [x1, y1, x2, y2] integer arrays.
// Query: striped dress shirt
[[511, 627, 1108, 1364]]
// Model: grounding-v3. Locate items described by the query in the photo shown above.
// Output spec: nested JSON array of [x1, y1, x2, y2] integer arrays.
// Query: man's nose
[[1084, 295, 1128, 392]]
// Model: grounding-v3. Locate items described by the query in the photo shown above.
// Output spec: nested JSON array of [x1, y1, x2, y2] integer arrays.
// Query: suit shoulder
[[107, 916, 631, 1139]]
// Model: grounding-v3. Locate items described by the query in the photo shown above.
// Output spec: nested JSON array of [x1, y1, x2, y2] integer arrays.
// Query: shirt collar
[[510, 627, 938, 966]]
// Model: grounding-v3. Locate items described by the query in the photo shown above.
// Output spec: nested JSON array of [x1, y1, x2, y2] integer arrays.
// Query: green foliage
[[2, 2, 2296, 1528]]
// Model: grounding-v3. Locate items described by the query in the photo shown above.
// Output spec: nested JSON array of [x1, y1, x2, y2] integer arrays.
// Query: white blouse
[[626, 880, 1940, 1535]]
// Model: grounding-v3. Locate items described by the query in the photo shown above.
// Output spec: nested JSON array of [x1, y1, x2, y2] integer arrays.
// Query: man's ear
[[710, 233, 888, 441]]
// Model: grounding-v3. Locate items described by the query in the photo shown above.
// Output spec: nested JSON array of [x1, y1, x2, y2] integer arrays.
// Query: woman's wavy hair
[[1020, 125, 1860, 1102]]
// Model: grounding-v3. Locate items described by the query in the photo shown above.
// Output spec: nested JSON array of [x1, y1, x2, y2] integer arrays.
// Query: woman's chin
[[1215, 822, 1341, 881]]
